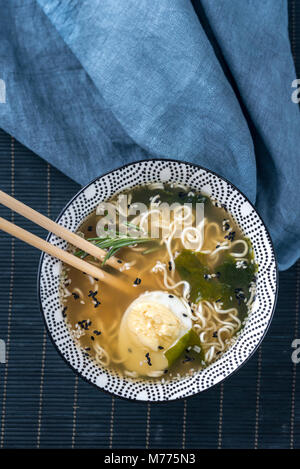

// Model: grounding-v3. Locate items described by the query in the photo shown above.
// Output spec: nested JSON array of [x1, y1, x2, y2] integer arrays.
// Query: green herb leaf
[[74, 234, 156, 264]]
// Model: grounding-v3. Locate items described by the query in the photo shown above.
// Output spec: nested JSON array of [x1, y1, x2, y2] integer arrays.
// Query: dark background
[[0, 1, 299, 449]]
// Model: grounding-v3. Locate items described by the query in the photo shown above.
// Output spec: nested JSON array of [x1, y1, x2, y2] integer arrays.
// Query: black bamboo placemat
[[0, 0, 299, 448]]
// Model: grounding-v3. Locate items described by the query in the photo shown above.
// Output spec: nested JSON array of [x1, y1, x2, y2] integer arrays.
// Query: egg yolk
[[127, 301, 181, 351]]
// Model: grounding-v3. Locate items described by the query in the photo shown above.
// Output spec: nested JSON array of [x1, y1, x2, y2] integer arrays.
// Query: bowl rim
[[37, 158, 279, 403]]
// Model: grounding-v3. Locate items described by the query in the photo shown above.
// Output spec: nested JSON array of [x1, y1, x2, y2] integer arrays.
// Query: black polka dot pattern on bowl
[[38, 159, 278, 402]]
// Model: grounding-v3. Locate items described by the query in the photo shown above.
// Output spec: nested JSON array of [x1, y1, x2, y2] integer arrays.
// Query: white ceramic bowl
[[38, 159, 278, 401]]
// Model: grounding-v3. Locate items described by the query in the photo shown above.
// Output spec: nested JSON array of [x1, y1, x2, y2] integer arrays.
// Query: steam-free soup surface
[[61, 183, 257, 381]]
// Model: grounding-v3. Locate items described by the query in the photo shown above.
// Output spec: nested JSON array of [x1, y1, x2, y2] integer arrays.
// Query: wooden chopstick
[[0, 216, 129, 293], [0, 189, 126, 272]]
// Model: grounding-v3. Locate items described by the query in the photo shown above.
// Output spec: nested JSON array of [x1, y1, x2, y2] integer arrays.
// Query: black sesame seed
[[234, 287, 246, 304], [91, 336, 95, 341], [78, 319, 92, 331], [182, 355, 195, 363], [134, 277, 142, 285], [225, 231, 236, 242], [169, 295, 174, 298], [72, 292, 79, 300], [87, 226, 93, 232], [93, 330, 101, 336], [158, 346, 164, 350], [117, 259, 123, 264], [145, 352, 152, 366], [88, 290, 101, 307]]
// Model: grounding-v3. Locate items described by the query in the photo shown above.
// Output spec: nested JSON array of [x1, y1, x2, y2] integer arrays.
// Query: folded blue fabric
[[0, 0, 299, 270]]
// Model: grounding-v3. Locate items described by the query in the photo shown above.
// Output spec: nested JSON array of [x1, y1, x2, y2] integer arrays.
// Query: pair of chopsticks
[[0, 190, 132, 291]]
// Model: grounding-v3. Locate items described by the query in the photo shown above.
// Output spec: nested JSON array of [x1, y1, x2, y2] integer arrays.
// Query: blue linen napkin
[[0, 0, 299, 270]]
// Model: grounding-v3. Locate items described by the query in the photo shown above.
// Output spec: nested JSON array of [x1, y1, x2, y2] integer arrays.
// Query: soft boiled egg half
[[118, 290, 199, 377]]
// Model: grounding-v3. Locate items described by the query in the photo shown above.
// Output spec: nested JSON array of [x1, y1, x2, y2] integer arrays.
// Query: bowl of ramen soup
[[38, 159, 278, 401]]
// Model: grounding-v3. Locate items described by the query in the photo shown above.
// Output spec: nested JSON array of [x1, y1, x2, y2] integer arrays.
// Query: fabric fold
[[37, 0, 257, 201], [0, 0, 299, 270]]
